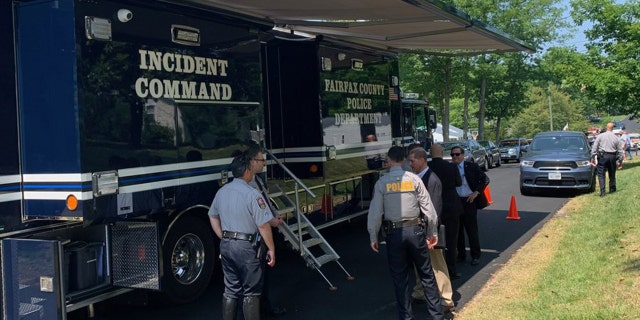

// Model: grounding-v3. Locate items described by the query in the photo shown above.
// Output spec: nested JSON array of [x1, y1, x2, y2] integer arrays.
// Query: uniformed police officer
[[592, 122, 624, 197], [243, 144, 288, 317], [368, 146, 444, 320], [209, 152, 276, 320]]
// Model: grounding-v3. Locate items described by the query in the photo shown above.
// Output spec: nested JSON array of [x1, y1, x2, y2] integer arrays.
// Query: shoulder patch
[[257, 197, 267, 209]]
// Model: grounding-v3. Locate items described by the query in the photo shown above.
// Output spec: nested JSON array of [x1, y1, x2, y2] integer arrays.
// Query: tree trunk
[[463, 85, 469, 140], [495, 116, 502, 143], [478, 77, 487, 141], [444, 58, 451, 141], [440, 92, 448, 142]]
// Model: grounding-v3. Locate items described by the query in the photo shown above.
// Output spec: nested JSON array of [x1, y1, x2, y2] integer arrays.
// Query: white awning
[[184, 0, 534, 55]]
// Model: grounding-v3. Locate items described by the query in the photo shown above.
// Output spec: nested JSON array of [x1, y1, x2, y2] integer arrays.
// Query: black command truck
[[0, 1, 430, 319], [1, 0, 271, 318]]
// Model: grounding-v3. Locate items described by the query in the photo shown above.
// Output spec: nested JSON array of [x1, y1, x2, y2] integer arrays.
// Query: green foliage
[[399, 0, 639, 142], [509, 85, 590, 137], [569, 0, 640, 115]]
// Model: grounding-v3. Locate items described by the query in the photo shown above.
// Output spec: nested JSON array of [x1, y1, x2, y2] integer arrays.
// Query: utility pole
[[548, 85, 553, 131]]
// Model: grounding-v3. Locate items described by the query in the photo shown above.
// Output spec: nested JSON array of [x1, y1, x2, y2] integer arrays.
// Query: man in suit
[[427, 144, 463, 278], [408, 146, 456, 317], [449, 146, 489, 266]]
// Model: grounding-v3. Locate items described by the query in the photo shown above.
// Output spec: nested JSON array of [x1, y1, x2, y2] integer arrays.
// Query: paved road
[[621, 115, 639, 133], [78, 163, 574, 320]]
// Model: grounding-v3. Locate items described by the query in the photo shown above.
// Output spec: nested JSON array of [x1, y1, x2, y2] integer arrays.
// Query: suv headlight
[[576, 160, 592, 167], [521, 160, 535, 167]]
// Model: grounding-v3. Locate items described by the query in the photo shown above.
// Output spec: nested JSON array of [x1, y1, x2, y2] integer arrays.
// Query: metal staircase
[[263, 151, 354, 290]]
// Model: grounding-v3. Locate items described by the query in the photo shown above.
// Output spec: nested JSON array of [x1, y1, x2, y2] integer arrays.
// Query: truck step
[[302, 237, 323, 248], [314, 254, 337, 266]]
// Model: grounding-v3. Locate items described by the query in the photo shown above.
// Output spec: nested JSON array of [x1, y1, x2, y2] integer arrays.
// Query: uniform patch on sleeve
[[257, 197, 267, 209]]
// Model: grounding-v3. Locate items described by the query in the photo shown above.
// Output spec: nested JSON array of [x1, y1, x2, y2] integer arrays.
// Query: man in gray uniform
[[368, 146, 444, 320], [592, 122, 624, 197], [243, 144, 288, 317], [209, 152, 276, 320]]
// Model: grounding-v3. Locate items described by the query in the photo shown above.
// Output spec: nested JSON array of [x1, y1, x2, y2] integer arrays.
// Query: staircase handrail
[[263, 149, 315, 253], [263, 149, 316, 198]]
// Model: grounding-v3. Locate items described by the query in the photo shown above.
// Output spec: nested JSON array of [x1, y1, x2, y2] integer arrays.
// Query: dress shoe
[[450, 272, 462, 280], [456, 256, 466, 262], [444, 306, 457, 319], [600, 191, 606, 197], [470, 258, 480, 265]]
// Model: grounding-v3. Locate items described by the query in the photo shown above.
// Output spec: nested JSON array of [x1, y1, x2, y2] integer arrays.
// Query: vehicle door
[[468, 140, 483, 163]]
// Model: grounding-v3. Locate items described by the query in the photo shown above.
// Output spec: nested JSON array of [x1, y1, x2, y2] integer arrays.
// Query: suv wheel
[[520, 186, 532, 196]]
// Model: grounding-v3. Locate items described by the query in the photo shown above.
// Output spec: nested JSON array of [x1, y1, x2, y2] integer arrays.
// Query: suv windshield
[[530, 136, 587, 151], [477, 140, 490, 147], [499, 140, 519, 147], [441, 142, 467, 151]]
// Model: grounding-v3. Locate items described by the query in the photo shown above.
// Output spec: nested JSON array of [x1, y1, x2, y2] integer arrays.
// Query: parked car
[[629, 133, 640, 151], [519, 131, 595, 196], [440, 140, 489, 171], [498, 138, 529, 163], [588, 115, 601, 123], [477, 140, 501, 168]]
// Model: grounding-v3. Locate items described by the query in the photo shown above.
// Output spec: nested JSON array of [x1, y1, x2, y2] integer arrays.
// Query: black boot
[[222, 295, 238, 320], [243, 296, 260, 320]]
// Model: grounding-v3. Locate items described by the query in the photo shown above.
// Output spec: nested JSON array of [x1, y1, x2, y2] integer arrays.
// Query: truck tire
[[162, 214, 215, 304]]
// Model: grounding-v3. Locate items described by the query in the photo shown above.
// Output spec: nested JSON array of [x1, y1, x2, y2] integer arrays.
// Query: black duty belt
[[604, 152, 617, 155], [383, 217, 422, 230], [222, 230, 255, 241]]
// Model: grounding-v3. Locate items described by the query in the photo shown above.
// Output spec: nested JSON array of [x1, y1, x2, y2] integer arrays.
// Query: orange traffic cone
[[506, 195, 520, 220], [484, 186, 494, 205], [320, 194, 333, 215]]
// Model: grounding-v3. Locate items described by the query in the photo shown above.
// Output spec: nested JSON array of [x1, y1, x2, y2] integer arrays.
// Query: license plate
[[548, 172, 561, 180]]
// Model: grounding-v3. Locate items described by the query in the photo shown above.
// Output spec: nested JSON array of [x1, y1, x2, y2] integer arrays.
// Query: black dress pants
[[385, 225, 443, 320], [440, 214, 460, 274], [457, 198, 481, 260], [597, 153, 617, 192]]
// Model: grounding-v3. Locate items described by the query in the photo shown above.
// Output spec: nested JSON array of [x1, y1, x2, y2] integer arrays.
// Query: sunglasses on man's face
[[450, 153, 462, 156]]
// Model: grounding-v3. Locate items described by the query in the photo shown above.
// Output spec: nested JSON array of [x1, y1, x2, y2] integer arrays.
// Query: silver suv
[[498, 138, 529, 163], [519, 131, 595, 195]]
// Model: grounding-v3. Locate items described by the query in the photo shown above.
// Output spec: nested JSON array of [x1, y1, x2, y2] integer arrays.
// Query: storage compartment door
[[2, 238, 64, 320], [111, 221, 161, 290]]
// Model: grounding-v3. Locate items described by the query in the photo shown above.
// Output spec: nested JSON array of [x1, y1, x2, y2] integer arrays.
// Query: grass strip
[[458, 160, 640, 320]]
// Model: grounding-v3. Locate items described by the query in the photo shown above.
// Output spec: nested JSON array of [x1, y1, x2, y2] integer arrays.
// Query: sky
[[546, 0, 592, 53]]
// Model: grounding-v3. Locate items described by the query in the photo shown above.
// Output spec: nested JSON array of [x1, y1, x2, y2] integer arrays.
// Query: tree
[[509, 85, 589, 137], [451, 0, 568, 140], [571, 0, 640, 115]]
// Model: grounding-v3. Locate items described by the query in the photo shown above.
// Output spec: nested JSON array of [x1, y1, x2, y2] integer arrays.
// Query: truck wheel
[[162, 215, 215, 304]]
